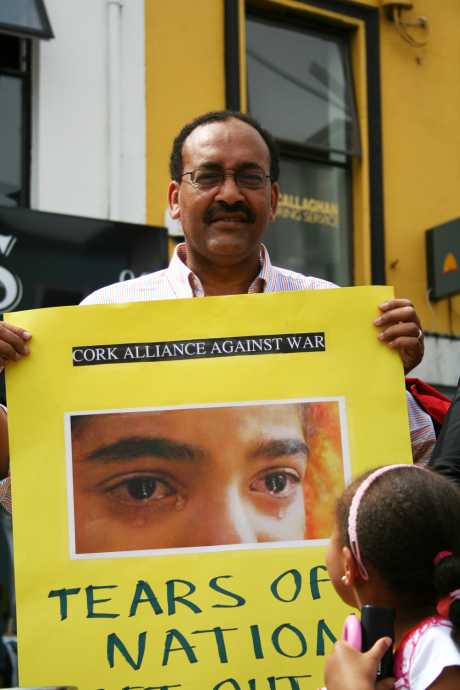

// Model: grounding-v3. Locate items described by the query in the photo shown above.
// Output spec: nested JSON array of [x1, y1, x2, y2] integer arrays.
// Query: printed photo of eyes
[[67, 399, 349, 557]]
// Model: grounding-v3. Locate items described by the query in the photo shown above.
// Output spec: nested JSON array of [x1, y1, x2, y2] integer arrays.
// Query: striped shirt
[[0, 244, 435, 513], [0, 476, 10, 513], [80, 243, 336, 303]]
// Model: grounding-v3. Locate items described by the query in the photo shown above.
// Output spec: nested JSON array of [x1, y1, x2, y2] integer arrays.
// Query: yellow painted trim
[[240, 0, 372, 284], [350, 22, 371, 285], [354, 0, 378, 6], [144, 1, 225, 228], [251, 0, 364, 28], [144, 0, 154, 227]]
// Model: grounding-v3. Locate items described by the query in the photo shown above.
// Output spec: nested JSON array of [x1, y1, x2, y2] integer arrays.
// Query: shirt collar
[[167, 242, 271, 296], [166, 243, 201, 297], [252, 243, 273, 293]]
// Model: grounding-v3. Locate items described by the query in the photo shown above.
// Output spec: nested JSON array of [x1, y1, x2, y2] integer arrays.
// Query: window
[[0, 34, 31, 207], [0, 1, 53, 209], [246, 12, 360, 285], [0, 0, 53, 40]]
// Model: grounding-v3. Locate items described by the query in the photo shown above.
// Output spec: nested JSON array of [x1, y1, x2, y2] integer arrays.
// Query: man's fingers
[[386, 337, 421, 352], [0, 323, 32, 343], [0, 323, 32, 362], [374, 305, 420, 328], [377, 322, 422, 343], [378, 298, 414, 312], [379, 333, 424, 373]]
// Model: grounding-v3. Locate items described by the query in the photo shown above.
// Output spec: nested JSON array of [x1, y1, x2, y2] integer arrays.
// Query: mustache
[[203, 202, 256, 224]]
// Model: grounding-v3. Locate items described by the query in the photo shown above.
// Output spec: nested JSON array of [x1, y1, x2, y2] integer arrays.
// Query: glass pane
[[264, 157, 352, 285], [0, 0, 51, 37], [0, 75, 22, 207], [0, 35, 22, 71], [246, 16, 359, 155]]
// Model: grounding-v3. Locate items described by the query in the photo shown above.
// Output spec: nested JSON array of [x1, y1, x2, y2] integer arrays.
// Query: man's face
[[71, 404, 307, 553], [168, 118, 279, 267]]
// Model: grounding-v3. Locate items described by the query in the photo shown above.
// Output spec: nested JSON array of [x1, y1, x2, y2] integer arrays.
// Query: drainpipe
[[107, 0, 122, 220]]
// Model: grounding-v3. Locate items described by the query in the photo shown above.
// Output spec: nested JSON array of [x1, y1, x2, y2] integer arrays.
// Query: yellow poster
[[5, 287, 411, 690]]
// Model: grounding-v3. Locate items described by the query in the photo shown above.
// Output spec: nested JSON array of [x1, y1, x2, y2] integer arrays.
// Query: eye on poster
[[5, 287, 411, 690]]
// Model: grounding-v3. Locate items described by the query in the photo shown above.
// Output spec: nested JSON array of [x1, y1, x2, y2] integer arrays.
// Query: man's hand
[[324, 637, 394, 690], [374, 298, 423, 373], [0, 323, 30, 480], [0, 322, 31, 367]]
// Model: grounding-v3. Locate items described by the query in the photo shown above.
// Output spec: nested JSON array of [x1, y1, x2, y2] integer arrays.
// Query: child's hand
[[324, 636, 394, 690]]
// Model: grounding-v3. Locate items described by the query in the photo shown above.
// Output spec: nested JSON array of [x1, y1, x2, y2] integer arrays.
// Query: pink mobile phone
[[342, 613, 362, 650], [342, 607, 394, 680]]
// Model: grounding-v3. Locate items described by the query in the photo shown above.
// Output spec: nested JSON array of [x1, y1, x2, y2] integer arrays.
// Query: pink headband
[[437, 589, 460, 618], [347, 464, 425, 580], [433, 550, 453, 565]]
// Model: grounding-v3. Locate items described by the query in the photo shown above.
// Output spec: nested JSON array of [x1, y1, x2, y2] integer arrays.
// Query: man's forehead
[[182, 118, 270, 168]]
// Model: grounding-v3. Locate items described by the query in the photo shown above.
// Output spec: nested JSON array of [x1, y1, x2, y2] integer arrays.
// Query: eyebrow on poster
[[68, 400, 347, 555]]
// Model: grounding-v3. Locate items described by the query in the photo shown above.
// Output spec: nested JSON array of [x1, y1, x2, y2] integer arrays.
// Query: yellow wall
[[145, 0, 373, 284], [377, 0, 460, 334], [145, 0, 460, 335], [145, 0, 225, 228], [329, 0, 460, 335]]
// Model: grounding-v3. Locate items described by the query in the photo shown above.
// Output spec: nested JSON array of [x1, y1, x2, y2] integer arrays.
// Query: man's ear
[[168, 181, 181, 220], [269, 181, 280, 221], [342, 546, 361, 587]]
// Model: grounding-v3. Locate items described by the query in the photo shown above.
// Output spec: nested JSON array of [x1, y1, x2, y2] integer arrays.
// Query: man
[[70, 401, 343, 554], [0, 110, 433, 506], [428, 375, 460, 486]]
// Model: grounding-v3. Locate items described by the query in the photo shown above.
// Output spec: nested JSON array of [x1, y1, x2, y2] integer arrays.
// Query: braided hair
[[433, 552, 460, 645]]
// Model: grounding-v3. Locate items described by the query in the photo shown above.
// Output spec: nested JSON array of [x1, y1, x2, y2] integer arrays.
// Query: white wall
[[31, 0, 146, 223], [411, 335, 460, 389]]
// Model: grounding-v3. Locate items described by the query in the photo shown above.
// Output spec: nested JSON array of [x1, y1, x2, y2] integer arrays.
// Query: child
[[326, 464, 460, 689]]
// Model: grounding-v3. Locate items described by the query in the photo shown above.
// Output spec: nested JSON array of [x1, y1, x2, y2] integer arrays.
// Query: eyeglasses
[[181, 168, 271, 191]]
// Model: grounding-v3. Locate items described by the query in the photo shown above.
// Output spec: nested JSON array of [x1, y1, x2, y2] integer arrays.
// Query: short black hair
[[169, 110, 280, 182], [336, 466, 460, 646]]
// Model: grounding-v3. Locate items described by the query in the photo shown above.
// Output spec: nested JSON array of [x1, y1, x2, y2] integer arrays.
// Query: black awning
[[0, 0, 53, 40]]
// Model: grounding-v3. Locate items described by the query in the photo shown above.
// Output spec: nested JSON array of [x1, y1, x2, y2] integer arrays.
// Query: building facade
[[1, 0, 460, 389]]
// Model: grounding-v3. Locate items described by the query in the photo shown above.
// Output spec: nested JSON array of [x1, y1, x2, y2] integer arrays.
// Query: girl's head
[[327, 465, 460, 642]]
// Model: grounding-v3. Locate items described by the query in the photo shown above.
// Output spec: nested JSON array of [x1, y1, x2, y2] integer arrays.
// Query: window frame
[[0, 0, 54, 40], [224, 0, 386, 285], [245, 8, 357, 285], [0, 36, 32, 208]]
